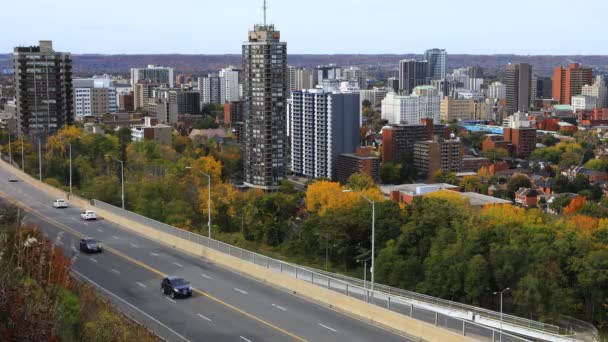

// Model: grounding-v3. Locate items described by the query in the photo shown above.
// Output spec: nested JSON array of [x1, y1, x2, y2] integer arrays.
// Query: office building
[[315, 64, 342, 83], [399, 59, 428, 95], [134, 82, 159, 111], [148, 98, 178, 125], [531, 76, 552, 100], [553, 63, 592, 104], [198, 74, 222, 105], [486, 81, 507, 99], [242, 23, 288, 191], [505, 63, 532, 114], [336, 147, 380, 184], [440, 97, 487, 122], [295, 68, 315, 91], [381, 85, 440, 125], [382, 123, 431, 163], [414, 138, 463, 179], [424, 49, 447, 80], [13, 40, 73, 137], [287, 65, 297, 92], [503, 112, 536, 158], [119, 91, 134, 112], [360, 87, 388, 108], [582, 76, 608, 108], [73, 77, 117, 118], [219, 66, 241, 103], [289, 89, 360, 180], [387, 77, 399, 93], [130, 65, 174, 88], [171, 90, 200, 114], [343, 67, 368, 89], [572, 95, 598, 111]]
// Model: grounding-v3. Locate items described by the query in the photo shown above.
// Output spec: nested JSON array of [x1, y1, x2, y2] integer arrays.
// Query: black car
[[79, 238, 103, 253], [161, 276, 192, 299], [8, 178, 19, 182]]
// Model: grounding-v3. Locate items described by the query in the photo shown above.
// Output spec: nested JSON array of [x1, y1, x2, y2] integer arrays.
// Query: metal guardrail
[[304, 267, 563, 335], [94, 199, 533, 342]]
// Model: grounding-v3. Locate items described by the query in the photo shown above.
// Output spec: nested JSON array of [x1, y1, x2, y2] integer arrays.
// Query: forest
[[1, 125, 607, 331]]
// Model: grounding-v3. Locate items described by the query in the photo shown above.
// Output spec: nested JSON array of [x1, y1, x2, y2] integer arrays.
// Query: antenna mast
[[263, 0, 267, 26]]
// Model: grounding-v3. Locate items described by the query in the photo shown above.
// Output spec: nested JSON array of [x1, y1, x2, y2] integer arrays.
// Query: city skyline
[[2, 0, 607, 55]]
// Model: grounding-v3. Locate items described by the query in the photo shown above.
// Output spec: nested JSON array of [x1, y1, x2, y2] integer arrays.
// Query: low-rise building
[[413, 138, 463, 179], [515, 188, 546, 208], [131, 117, 172, 145], [336, 147, 380, 184]]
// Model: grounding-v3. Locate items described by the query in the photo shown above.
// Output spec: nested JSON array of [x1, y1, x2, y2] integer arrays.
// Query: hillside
[[1, 53, 607, 76]]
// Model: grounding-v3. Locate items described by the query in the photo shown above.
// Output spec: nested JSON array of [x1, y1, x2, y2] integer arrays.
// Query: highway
[[0, 164, 415, 342]]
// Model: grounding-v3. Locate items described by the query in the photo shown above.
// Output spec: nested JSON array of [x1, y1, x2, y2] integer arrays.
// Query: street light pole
[[68, 142, 72, 196], [186, 166, 212, 239], [343, 189, 376, 292], [7, 132, 12, 165], [38, 137, 42, 182], [20, 135, 24, 171], [357, 256, 372, 290], [493, 287, 510, 342], [105, 155, 125, 210]]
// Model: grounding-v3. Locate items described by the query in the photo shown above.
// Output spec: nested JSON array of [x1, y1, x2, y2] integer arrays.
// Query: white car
[[80, 210, 97, 220], [53, 199, 68, 208]]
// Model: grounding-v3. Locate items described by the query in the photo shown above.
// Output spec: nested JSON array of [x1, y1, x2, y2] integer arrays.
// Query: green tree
[[482, 148, 508, 162], [380, 162, 401, 184]]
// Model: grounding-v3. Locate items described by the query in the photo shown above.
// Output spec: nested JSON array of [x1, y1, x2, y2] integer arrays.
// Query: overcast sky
[[3, 0, 606, 55]]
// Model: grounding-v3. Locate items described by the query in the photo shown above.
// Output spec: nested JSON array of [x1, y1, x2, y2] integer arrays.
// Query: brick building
[[552, 63, 592, 105], [413, 138, 463, 179], [336, 147, 380, 184]]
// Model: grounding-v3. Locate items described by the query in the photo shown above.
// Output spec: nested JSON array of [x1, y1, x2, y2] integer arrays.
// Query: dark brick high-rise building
[[14, 40, 73, 137]]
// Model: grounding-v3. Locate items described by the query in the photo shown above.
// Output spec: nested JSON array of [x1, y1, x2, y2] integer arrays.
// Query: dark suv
[[161, 276, 192, 299], [79, 238, 103, 253]]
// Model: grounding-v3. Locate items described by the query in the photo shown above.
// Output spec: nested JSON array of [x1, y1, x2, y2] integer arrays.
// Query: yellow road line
[[0, 191, 307, 342]]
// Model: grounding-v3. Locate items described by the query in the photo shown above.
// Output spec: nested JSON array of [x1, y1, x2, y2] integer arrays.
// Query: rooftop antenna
[[263, 0, 267, 26]]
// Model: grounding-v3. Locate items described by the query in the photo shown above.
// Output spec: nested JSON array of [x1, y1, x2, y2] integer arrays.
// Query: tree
[[432, 170, 459, 185], [362, 99, 372, 108], [507, 174, 531, 195], [584, 159, 608, 172], [380, 162, 401, 184], [195, 115, 219, 129], [482, 148, 508, 162], [461, 176, 483, 193], [542, 135, 559, 147], [347, 173, 375, 190], [559, 151, 582, 169], [564, 196, 587, 215]]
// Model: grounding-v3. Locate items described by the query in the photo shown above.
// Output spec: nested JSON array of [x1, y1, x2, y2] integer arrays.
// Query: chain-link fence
[[94, 200, 587, 342]]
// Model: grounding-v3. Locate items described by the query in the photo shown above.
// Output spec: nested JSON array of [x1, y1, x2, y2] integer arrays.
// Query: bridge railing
[[93, 199, 571, 342]]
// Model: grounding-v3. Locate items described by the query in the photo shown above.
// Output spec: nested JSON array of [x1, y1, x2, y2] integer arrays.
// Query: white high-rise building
[[130, 65, 174, 87], [73, 76, 117, 118], [486, 81, 507, 99], [343, 66, 368, 89], [424, 49, 447, 80], [219, 66, 241, 103], [289, 89, 360, 180], [572, 95, 598, 111], [582, 76, 608, 108], [198, 74, 221, 105], [381, 86, 441, 125]]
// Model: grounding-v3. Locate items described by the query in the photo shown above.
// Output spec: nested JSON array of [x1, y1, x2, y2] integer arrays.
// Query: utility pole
[[38, 137, 42, 181]]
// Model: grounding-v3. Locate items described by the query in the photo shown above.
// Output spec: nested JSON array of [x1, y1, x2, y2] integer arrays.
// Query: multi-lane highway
[[0, 164, 415, 342]]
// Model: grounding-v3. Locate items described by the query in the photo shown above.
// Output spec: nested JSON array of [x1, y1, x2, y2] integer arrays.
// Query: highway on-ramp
[[0, 165, 415, 342]]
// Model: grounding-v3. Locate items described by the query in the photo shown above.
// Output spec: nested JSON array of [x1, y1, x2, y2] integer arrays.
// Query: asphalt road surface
[[0, 165, 415, 342]]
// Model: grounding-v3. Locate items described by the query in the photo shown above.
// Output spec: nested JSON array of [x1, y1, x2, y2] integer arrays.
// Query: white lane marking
[[130, 243, 138, 248], [150, 252, 160, 257], [234, 288, 248, 295], [111, 269, 120, 274], [197, 313, 212, 322], [71, 217, 79, 222], [71, 246, 78, 252], [201, 273, 214, 280], [271, 304, 287, 311], [71, 270, 190, 342], [240, 337, 252, 342], [165, 297, 176, 304], [136, 282, 147, 288], [318, 323, 337, 332], [112, 235, 119, 239], [89, 258, 98, 263], [56, 241, 64, 246], [97, 228, 104, 233], [172, 262, 183, 268]]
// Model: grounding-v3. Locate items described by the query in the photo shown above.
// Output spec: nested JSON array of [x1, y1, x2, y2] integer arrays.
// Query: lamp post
[[343, 189, 376, 292], [105, 154, 125, 210], [357, 256, 372, 290], [38, 137, 42, 182], [20, 135, 24, 171], [69, 142, 73, 196], [493, 287, 510, 342], [7, 132, 12, 165], [186, 166, 212, 239]]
